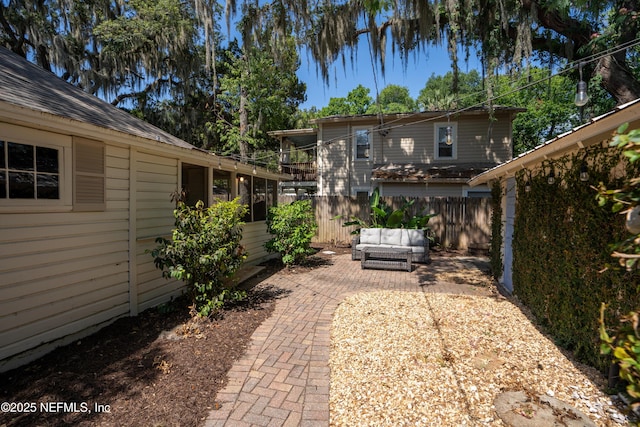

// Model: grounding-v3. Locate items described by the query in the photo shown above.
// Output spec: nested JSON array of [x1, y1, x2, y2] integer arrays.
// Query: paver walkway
[[204, 252, 492, 427]]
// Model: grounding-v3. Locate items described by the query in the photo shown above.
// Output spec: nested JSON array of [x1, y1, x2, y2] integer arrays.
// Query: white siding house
[[0, 47, 286, 371]]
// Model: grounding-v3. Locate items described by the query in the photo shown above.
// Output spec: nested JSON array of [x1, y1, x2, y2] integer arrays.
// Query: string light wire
[[221, 37, 640, 169]]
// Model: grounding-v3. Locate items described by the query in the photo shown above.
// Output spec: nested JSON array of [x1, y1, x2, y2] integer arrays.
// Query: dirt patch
[[0, 273, 285, 427]]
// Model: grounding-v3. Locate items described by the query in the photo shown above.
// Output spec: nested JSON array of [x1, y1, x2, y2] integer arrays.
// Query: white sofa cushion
[[407, 229, 425, 246], [400, 229, 411, 246], [360, 228, 381, 245], [381, 228, 402, 245]]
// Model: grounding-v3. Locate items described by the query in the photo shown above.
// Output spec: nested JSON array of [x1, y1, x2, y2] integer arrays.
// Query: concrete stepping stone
[[494, 390, 596, 427]]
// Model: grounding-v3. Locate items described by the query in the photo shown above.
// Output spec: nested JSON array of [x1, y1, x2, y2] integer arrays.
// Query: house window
[[435, 123, 457, 159], [237, 174, 252, 222], [181, 163, 207, 207], [353, 127, 370, 161], [466, 190, 491, 198], [0, 140, 60, 200], [352, 187, 370, 199], [213, 170, 231, 201], [253, 177, 267, 221], [267, 179, 277, 212], [237, 175, 278, 222]]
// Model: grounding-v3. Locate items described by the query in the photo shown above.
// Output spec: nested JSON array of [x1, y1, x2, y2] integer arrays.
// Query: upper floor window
[[435, 123, 457, 160], [0, 140, 60, 200], [353, 127, 370, 161]]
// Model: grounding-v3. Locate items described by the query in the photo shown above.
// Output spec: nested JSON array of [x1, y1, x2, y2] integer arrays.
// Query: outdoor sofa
[[351, 228, 429, 263]]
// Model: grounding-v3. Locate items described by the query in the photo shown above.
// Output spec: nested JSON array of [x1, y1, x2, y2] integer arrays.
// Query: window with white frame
[[0, 140, 60, 200], [434, 123, 457, 159], [0, 126, 105, 211], [353, 127, 370, 161]]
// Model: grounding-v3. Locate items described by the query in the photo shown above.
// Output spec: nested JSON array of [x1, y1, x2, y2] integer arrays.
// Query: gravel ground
[[330, 290, 629, 426]]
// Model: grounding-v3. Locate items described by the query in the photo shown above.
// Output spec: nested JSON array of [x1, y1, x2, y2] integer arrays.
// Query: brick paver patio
[[204, 252, 491, 427]]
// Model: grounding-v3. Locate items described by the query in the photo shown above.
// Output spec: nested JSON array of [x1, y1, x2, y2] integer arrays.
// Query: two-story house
[[272, 107, 524, 197]]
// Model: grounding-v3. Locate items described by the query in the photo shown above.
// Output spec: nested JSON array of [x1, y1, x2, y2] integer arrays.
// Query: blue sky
[[295, 43, 484, 110]]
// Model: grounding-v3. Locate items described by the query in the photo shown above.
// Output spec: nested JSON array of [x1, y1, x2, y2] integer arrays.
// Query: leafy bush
[[151, 199, 248, 317], [342, 187, 436, 232], [600, 304, 640, 412], [598, 124, 640, 418], [265, 200, 318, 266]]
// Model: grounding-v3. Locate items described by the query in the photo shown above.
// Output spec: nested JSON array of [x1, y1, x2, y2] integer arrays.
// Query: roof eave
[[469, 98, 640, 187], [310, 106, 526, 125], [0, 101, 291, 181]]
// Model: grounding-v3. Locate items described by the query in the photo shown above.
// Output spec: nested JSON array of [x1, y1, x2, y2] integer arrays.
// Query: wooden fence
[[278, 195, 492, 251]]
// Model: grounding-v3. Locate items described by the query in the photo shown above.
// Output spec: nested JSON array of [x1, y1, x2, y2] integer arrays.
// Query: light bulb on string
[[574, 62, 589, 107]]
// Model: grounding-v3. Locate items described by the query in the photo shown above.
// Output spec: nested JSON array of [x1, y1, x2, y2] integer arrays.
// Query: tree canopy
[[5, 0, 640, 157], [371, 84, 417, 113], [0, 0, 306, 159], [417, 70, 484, 110], [318, 84, 374, 116], [232, 0, 640, 106]]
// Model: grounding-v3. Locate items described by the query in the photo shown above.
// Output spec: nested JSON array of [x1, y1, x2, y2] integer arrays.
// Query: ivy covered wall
[[509, 143, 640, 371]]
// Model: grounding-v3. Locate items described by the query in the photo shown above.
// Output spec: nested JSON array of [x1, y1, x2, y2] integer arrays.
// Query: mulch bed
[[0, 269, 286, 427], [0, 244, 348, 427]]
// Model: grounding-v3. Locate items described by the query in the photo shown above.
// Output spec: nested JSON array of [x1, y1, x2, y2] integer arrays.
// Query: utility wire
[[230, 36, 640, 167]]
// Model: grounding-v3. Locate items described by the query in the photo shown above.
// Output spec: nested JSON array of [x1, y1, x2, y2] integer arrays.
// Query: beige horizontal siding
[[1, 262, 129, 304], [242, 222, 274, 265], [1, 278, 128, 334], [1, 300, 128, 362], [134, 152, 182, 310], [380, 123, 432, 163], [0, 216, 129, 243], [381, 182, 428, 197], [0, 271, 128, 323], [0, 143, 130, 362], [424, 184, 464, 197], [320, 124, 350, 195], [456, 115, 512, 163]]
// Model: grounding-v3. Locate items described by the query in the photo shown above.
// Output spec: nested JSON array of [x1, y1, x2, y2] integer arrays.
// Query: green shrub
[[150, 199, 248, 317], [600, 304, 640, 412], [598, 124, 640, 418], [265, 200, 318, 266]]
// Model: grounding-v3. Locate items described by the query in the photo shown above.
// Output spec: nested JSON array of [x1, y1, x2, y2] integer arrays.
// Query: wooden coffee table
[[361, 247, 412, 272]]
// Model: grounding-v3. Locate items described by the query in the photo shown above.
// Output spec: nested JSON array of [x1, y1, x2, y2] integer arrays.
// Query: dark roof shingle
[[0, 47, 196, 150]]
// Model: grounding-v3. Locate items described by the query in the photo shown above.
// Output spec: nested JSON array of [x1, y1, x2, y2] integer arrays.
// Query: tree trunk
[[596, 55, 640, 105], [239, 84, 249, 161]]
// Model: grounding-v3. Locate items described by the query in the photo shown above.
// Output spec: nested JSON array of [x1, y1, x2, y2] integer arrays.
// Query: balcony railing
[[281, 162, 317, 181]]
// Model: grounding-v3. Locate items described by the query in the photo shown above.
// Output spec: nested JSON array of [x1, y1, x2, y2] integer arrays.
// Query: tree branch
[[110, 77, 176, 106]]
